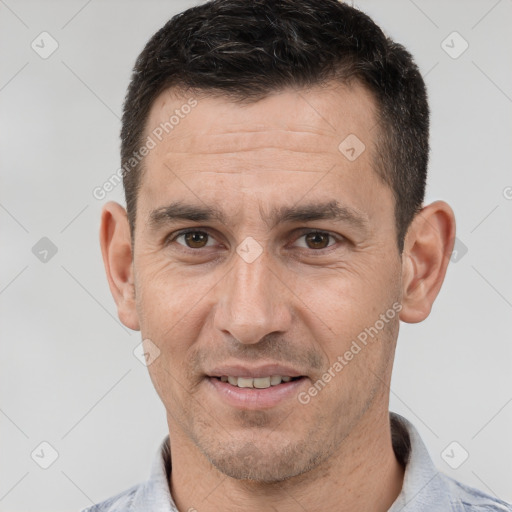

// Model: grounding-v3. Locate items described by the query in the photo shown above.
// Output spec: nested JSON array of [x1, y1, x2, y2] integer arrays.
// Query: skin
[[100, 81, 456, 512]]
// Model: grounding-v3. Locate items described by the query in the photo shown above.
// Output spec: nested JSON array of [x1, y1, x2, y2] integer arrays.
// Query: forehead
[[137, 82, 392, 231], [145, 82, 377, 152]]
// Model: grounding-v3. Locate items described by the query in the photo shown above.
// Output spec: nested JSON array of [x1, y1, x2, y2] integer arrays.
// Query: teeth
[[253, 377, 271, 388], [237, 377, 254, 388], [270, 375, 282, 385], [220, 375, 296, 389]]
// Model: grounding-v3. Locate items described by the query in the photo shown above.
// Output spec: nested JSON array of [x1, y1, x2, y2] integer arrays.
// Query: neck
[[168, 406, 405, 512]]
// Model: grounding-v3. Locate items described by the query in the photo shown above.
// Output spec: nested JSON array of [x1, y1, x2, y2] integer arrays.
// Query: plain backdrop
[[1, 0, 511, 510]]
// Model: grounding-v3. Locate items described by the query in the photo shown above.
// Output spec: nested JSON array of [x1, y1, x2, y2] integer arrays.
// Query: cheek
[[295, 264, 401, 410], [138, 282, 211, 417], [136, 255, 209, 327], [296, 262, 398, 343], [134, 260, 215, 385], [300, 313, 398, 433]]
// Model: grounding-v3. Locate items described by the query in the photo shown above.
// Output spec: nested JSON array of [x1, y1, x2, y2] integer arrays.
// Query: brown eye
[[293, 231, 337, 250], [304, 232, 331, 249], [176, 231, 212, 248]]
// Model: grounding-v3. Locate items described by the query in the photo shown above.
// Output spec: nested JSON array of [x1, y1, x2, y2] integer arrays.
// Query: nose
[[213, 250, 292, 345]]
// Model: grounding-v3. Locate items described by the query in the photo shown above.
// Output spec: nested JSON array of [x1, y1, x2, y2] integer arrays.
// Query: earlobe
[[399, 201, 456, 324], [99, 201, 140, 331]]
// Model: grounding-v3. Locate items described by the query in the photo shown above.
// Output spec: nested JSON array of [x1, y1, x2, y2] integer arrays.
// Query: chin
[[199, 436, 324, 483]]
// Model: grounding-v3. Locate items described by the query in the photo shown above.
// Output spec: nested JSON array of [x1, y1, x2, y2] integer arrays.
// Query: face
[[131, 83, 403, 482]]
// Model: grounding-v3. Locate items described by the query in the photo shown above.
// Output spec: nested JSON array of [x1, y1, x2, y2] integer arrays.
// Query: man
[[87, 0, 512, 510]]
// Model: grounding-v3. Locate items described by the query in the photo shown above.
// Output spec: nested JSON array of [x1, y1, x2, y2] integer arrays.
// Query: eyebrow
[[148, 199, 369, 232], [264, 200, 369, 231], [149, 201, 227, 228]]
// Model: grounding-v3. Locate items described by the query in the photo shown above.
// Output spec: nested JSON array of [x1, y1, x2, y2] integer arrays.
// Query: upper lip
[[207, 363, 306, 379]]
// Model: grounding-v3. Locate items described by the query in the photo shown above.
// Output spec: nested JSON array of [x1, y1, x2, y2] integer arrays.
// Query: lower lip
[[207, 377, 307, 409]]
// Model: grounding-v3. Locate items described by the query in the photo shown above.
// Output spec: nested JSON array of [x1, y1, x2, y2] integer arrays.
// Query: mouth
[[206, 372, 308, 409], [211, 375, 304, 389]]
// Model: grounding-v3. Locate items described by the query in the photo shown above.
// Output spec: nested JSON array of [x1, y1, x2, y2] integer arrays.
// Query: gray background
[[1, 0, 511, 510]]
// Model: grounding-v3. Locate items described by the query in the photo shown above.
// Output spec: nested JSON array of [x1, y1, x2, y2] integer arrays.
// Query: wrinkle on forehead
[[143, 88, 377, 183], [160, 128, 339, 156], [145, 81, 377, 144]]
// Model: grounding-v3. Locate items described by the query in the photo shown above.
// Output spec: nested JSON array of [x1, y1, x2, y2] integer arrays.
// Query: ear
[[99, 201, 140, 331], [399, 201, 456, 323]]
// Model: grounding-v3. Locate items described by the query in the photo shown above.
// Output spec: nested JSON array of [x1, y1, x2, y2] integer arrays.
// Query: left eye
[[293, 231, 337, 250], [174, 230, 216, 249]]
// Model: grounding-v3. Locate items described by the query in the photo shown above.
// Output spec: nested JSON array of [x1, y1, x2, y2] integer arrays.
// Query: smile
[[215, 375, 301, 389]]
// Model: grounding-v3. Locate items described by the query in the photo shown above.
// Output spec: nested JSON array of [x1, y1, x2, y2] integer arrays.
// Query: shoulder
[[389, 413, 511, 512], [80, 483, 141, 512], [443, 474, 512, 512]]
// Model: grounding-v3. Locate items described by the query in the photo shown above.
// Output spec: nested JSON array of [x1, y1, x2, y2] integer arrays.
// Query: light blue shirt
[[81, 413, 512, 511]]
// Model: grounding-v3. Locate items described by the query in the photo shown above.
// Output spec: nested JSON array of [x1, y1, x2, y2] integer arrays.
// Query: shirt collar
[[130, 434, 176, 511], [388, 412, 464, 512]]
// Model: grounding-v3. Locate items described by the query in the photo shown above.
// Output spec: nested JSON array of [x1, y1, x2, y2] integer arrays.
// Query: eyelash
[[166, 228, 344, 253]]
